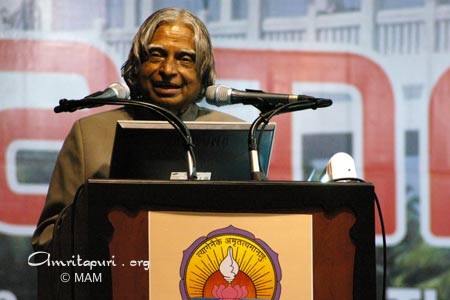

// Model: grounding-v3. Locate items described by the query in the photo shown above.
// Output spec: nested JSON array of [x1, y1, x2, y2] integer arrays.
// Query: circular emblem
[[180, 225, 281, 299]]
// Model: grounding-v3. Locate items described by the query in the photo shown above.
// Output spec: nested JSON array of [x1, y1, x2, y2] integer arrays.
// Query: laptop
[[109, 121, 276, 181]]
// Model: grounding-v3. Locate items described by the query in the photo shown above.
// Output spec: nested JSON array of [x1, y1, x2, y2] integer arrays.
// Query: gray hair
[[121, 8, 215, 101]]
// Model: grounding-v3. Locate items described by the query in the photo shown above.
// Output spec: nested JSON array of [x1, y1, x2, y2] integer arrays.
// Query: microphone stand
[[248, 98, 333, 181], [55, 97, 198, 180]]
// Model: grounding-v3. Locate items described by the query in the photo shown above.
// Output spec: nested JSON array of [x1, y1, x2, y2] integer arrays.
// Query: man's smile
[[152, 81, 182, 96]]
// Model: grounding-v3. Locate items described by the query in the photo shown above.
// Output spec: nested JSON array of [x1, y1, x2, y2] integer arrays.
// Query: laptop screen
[[109, 121, 276, 181]]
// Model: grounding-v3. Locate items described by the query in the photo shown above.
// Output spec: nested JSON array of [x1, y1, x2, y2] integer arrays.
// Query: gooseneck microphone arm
[[248, 98, 333, 181], [55, 97, 198, 180]]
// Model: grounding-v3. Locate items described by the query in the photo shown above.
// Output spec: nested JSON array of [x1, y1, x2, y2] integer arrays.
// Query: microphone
[[205, 85, 331, 107], [54, 83, 199, 179], [55, 82, 130, 113], [84, 82, 130, 100]]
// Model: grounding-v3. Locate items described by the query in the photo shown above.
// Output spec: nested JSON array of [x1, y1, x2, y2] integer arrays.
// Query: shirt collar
[[125, 103, 200, 121], [178, 103, 199, 121]]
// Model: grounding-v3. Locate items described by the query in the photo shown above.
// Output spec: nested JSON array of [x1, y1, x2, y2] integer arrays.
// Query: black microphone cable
[[55, 97, 198, 180], [374, 189, 387, 300], [330, 177, 387, 300]]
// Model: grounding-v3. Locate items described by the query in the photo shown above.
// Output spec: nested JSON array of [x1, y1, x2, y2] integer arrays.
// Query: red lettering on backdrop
[[0, 109, 76, 224], [0, 40, 119, 226], [429, 68, 450, 237], [215, 49, 396, 235], [0, 43, 398, 236]]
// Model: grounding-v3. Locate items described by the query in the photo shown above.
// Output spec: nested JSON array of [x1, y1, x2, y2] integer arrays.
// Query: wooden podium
[[45, 180, 376, 299]]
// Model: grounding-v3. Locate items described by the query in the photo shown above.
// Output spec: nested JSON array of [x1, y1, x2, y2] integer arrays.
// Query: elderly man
[[32, 8, 240, 251]]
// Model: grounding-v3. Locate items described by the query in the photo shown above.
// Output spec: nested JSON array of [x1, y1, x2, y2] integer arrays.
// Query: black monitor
[[109, 121, 275, 181]]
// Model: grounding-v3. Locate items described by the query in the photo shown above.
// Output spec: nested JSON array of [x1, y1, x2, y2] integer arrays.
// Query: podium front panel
[[85, 180, 375, 300]]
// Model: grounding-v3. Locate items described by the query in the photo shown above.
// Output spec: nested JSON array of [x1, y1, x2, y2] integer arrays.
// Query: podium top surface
[[87, 178, 373, 187], [85, 179, 374, 214]]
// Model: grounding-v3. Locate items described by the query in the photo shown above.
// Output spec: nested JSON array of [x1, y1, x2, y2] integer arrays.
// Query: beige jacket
[[32, 104, 241, 250]]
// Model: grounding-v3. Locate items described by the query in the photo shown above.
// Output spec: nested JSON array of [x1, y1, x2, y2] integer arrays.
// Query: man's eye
[[150, 52, 162, 57], [148, 51, 164, 61], [181, 56, 191, 61], [179, 55, 195, 68]]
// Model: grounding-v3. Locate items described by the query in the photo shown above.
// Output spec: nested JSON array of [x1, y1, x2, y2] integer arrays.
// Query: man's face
[[138, 22, 201, 113]]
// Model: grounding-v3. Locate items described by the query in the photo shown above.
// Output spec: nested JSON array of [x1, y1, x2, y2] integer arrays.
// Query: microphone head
[[205, 85, 232, 106], [108, 82, 130, 99]]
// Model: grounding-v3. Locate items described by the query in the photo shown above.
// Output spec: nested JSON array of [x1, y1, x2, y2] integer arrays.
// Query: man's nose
[[159, 58, 177, 76]]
